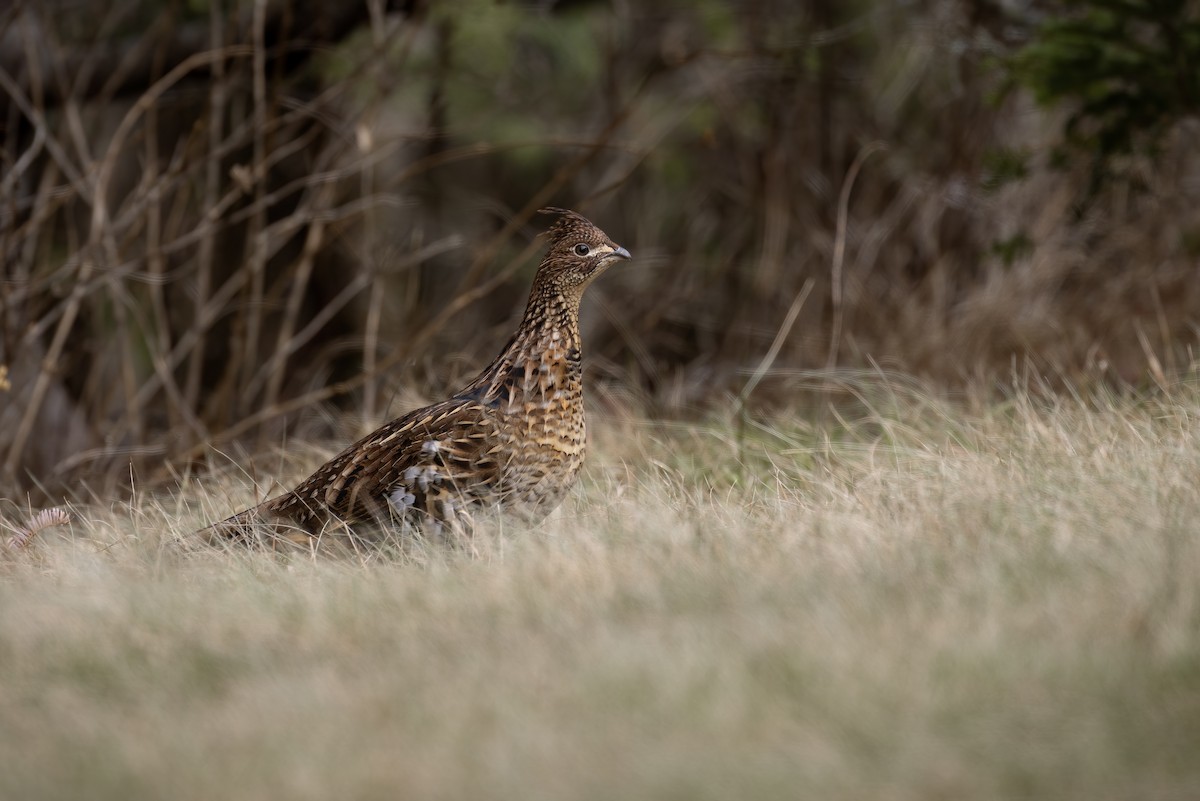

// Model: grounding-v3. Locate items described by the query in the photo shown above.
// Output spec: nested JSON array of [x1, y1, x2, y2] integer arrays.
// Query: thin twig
[[739, 278, 817, 406], [237, 0, 270, 422], [734, 278, 816, 481], [2, 45, 254, 481], [262, 182, 334, 411], [187, 0, 230, 415], [825, 140, 886, 372]]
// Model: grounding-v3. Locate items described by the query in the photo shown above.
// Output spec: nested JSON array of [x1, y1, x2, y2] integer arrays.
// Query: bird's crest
[[538, 207, 598, 243]]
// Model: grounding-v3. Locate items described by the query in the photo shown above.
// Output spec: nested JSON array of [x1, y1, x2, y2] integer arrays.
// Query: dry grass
[[2, 376, 1199, 800]]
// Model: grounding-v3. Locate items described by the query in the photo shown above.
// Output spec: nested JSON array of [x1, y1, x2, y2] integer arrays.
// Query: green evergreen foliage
[[981, 147, 1031, 191], [1009, 0, 1200, 184], [990, 233, 1034, 265]]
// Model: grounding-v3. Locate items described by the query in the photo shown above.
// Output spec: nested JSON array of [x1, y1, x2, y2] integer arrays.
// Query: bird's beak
[[612, 246, 632, 260]]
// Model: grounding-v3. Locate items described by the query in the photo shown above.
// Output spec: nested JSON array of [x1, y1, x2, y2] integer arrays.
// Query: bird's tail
[[199, 505, 266, 545], [198, 500, 315, 549]]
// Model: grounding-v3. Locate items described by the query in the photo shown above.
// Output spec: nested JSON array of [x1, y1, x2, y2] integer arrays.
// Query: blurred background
[[1, 0, 1198, 500]]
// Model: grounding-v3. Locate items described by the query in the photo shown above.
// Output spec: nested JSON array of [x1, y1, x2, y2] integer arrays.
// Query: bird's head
[[535, 207, 631, 293]]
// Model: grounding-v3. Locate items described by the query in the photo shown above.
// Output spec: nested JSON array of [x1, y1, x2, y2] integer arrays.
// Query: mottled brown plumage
[[206, 208, 631, 545]]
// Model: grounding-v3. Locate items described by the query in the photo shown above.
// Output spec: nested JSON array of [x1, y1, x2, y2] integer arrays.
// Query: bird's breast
[[489, 345, 587, 505]]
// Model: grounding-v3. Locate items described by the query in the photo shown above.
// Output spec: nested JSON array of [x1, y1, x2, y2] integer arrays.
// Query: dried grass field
[[2, 376, 1198, 800]]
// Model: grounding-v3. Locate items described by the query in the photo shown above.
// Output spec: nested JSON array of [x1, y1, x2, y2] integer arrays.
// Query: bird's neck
[[461, 280, 584, 409], [514, 281, 582, 354]]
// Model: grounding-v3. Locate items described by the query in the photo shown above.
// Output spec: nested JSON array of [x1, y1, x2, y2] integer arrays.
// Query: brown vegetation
[[1, 0, 1198, 503]]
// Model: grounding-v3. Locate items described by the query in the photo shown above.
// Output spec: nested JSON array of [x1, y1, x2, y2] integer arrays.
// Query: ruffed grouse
[[207, 208, 631, 545]]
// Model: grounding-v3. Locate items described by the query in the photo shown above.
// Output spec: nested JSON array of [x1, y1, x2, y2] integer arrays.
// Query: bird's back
[[210, 398, 505, 543]]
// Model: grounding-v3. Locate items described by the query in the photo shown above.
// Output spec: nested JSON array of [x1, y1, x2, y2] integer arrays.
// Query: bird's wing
[[266, 398, 502, 528]]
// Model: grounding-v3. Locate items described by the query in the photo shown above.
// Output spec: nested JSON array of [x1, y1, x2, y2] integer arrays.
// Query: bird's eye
[[573, 243, 590, 256]]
